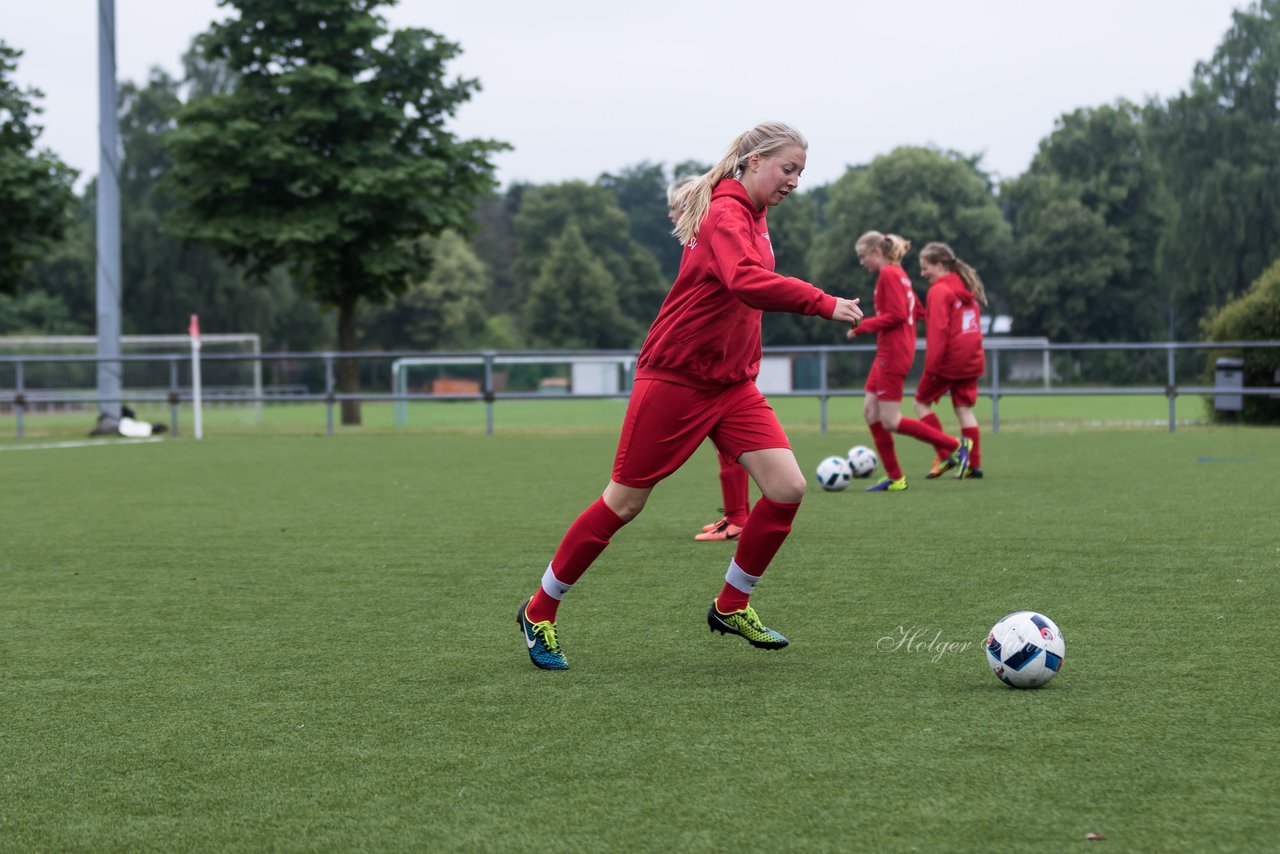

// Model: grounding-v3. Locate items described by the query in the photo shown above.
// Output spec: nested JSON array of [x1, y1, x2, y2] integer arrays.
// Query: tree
[[164, 0, 507, 424], [809, 148, 1011, 306], [469, 185, 524, 314], [0, 41, 78, 290], [513, 181, 664, 345], [1001, 175, 1130, 341], [118, 69, 332, 350], [1002, 103, 1166, 341], [17, 191, 94, 332], [598, 158, 710, 283], [763, 190, 825, 346], [1146, 0, 1280, 337], [359, 230, 490, 350], [0, 289, 83, 335], [598, 162, 676, 278], [524, 223, 632, 348], [1202, 259, 1280, 423]]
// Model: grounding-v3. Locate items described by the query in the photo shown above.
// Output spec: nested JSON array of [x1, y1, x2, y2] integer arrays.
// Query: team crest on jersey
[[961, 308, 978, 333], [761, 231, 773, 257]]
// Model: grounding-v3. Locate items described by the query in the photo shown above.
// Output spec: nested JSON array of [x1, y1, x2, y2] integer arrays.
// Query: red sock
[[921, 412, 944, 435], [896, 417, 959, 456], [717, 496, 800, 612], [526, 497, 625, 623], [718, 450, 750, 526], [869, 422, 902, 480], [962, 426, 981, 468]]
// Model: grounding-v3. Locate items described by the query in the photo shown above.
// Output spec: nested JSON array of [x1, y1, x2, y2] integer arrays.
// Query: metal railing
[[2, 340, 1278, 438]]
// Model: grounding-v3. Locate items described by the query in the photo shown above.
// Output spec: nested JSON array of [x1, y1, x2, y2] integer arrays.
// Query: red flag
[[189, 314, 201, 339]]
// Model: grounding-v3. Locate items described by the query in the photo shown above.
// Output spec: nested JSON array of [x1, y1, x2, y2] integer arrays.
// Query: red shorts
[[612, 378, 789, 489], [915, 372, 979, 408], [864, 362, 907, 403]]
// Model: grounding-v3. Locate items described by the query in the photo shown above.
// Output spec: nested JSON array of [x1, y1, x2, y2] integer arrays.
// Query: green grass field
[[2, 406, 1277, 851]]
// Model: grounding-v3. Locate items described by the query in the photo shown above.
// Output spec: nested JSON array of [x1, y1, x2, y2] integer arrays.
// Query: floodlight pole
[[96, 0, 123, 419]]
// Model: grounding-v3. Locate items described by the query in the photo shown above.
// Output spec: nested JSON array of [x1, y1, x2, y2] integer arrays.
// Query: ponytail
[[855, 231, 912, 265], [666, 175, 697, 209], [672, 121, 808, 246], [954, 258, 988, 306], [881, 234, 911, 264], [920, 241, 988, 306], [672, 146, 740, 246]]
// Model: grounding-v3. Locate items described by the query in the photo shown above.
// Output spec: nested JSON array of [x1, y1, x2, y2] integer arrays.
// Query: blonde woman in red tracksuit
[[517, 122, 865, 670], [664, 177, 753, 543], [914, 241, 987, 479], [847, 231, 969, 492]]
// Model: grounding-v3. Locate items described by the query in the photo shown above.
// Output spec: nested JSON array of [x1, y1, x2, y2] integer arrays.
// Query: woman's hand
[[832, 297, 863, 338]]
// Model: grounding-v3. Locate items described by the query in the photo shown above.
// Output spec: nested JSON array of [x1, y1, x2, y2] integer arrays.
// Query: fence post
[[1166, 344, 1177, 434], [392, 359, 407, 427], [483, 351, 495, 437], [991, 349, 1001, 434], [15, 359, 24, 439], [252, 338, 263, 426], [819, 351, 829, 435], [168, 356, 180, 436], [324, 354, 335, 437], [191, 331, 204, 440]]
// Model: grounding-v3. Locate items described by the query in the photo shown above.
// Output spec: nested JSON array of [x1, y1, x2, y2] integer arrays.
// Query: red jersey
[[852, 264, 917, 375], [923, 272, 986, 379], [635, 179, 838, 388]]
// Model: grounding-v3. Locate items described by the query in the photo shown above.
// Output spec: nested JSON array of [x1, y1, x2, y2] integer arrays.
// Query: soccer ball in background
[[815, 455, 853, 491], [985, 611, 1066, 689], [847, 445, 878, 478]]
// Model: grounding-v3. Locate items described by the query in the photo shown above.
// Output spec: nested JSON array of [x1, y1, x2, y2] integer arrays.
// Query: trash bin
[[1214, 357, 1244, 412]]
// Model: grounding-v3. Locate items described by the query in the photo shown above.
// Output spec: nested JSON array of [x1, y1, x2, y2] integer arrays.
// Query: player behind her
[[913, 241, 987, 478], [665, 176, 753, 543], [517, 122, 864, 670], [846, 231, 969, 492]]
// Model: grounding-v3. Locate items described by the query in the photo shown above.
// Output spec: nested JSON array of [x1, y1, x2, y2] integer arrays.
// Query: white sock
[[540, 563, 573, 600], [724, 558, 762, 595]]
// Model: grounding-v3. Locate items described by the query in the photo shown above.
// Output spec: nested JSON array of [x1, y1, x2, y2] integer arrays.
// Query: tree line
[[3, 0, 1279, 371]]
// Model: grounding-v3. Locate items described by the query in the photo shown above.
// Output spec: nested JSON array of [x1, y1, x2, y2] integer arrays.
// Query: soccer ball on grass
[[814, 455, 853, 491], [847, 445, 878, 478], [985, 611, 1065, 689]]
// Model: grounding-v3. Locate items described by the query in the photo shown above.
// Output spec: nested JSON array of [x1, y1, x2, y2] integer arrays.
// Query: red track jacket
[[851, 264, 917, 375], [923, 272, 986, 379], [635, 179, 837, 388]]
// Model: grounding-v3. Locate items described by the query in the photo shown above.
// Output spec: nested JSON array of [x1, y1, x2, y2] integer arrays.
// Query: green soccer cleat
[[517, 599, 569, 670], [707, 603, 789, 650], [932, 445, 964, 478], [865, 476, 908, 492], [925, 454, 950, 479], [955, 437, 974, 479], [957, 466, 983, 479]]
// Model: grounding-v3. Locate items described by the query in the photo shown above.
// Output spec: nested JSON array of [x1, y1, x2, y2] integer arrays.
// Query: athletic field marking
[[0, 438, 165, 452]]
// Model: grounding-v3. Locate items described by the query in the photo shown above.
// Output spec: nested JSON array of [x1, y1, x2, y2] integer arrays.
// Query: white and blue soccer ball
[[815, 455, 853, 491], [985, 611, 1066, 689], [847, 445, 878, 478]]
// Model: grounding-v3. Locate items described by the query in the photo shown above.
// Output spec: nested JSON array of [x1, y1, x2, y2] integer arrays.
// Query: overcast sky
[[4, 0, 1246, 192]]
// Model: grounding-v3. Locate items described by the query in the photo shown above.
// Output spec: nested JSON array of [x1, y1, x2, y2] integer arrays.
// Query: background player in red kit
[[847, 231, 969, 492], [914, 241, 988, 479], [664, 177, 753, 543], [517, 122, 865, 670]]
